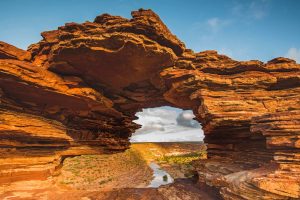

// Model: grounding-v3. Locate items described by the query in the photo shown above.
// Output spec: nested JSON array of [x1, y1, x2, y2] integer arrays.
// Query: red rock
[[0, 9, 300, 199], [0, 41, 31, 61]]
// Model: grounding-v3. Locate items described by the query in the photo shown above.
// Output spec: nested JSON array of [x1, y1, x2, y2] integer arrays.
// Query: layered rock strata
[[0, 9, 299, 199], [163, 51, 300, 199]]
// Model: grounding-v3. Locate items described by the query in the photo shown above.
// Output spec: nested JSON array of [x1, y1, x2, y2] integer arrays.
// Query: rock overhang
[[0, 9, 300, 199]]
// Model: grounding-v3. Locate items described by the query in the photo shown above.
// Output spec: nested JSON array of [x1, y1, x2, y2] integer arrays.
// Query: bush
[[158, 152, 203, 165], [163, 175, 168, 182]]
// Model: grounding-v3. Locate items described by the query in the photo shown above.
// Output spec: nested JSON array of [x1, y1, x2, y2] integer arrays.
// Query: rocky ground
[[0, 180, 220, 200], [57, 150, 152, 190], [0, 142, 214, 200]]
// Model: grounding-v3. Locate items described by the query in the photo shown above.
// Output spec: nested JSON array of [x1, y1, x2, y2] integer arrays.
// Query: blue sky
[[1, 0, 300, 62], [130, 107, 204, 142]]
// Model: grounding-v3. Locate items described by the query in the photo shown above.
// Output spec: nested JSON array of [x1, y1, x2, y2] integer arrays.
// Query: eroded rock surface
[[0, 9, 299, 199], [164, 51, 300, 199]]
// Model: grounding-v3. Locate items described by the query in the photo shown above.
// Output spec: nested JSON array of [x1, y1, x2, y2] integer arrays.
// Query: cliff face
[[163, 51, 300, 199], [0, 9, 299, 199]]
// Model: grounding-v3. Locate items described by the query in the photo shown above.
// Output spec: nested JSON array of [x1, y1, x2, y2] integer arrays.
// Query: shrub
[[163, 175, 168, 182]]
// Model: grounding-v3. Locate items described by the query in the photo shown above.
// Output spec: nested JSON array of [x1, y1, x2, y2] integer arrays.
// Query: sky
[[130, 106, 204, 142], [0, 0, 300, 62]]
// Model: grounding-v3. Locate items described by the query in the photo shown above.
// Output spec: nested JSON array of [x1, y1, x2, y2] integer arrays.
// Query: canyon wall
[[163, 52, 300, 199], [0, 9, 299, 199]]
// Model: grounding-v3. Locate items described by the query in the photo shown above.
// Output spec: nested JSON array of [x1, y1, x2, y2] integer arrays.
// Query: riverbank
[[131, 142, 206, 179], [56, 148, 152, 190], [0, 142, 209, 199], [54, 142, 206, 190]]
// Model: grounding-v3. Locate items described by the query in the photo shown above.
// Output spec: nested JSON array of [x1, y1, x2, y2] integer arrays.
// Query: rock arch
[[0, 9, 299, 199]]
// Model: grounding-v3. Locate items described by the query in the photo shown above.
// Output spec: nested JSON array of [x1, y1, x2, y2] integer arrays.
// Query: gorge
[[0, 9, 300, 199]]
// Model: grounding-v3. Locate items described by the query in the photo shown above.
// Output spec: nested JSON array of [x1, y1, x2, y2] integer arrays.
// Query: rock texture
[[0, 9, 299, 199], [163, 51, 300, 199], [165, 52, 300, 199]]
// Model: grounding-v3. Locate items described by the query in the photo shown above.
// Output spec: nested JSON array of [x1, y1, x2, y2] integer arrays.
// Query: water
[[147, 162, 174, 188]]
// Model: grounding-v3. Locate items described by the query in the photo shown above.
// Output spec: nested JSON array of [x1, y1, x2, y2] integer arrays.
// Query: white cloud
[[232, 0, 269, 21], [130, 106, 204, 142], [249, 1, 268, 19], [176, 110, 201, 128], [206, 17, 231, 32], [130, 129, 204, 143], [286, 48, 300, 63]]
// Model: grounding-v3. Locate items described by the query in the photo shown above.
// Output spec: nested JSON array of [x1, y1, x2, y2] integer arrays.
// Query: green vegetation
[[163, 175, 168, 182], [130, 142, 206, 179], [158, 152, 205, 165], [155, 151, 206, 178], [57, 148, 151, 190], [57, 142, 206, 189], [98, 177, 113, 185], [59, 180, 74, 185]]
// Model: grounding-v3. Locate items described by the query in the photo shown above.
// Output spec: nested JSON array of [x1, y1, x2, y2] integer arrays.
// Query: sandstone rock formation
[[0, 9, 299, 199], [164, 52, 300, 199]]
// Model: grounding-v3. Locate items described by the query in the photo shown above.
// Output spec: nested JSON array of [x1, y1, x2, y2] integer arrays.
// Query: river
[[147, 162, 174, 188]]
